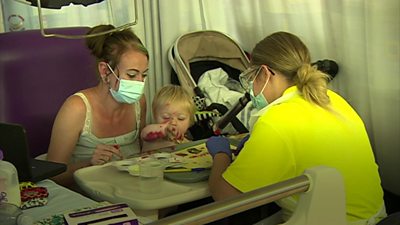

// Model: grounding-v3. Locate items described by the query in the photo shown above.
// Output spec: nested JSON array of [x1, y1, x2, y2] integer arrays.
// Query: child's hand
[[165, 124, 184, 143], [141, 123, 184, 143]]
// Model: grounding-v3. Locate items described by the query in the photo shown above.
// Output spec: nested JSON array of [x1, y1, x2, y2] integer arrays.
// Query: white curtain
[[152, 0, 400, 195], [1, 0, 399, 195]]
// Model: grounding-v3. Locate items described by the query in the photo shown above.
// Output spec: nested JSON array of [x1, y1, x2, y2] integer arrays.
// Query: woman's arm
[[209, 153, 241, 200], [47, 95, 88, 187]]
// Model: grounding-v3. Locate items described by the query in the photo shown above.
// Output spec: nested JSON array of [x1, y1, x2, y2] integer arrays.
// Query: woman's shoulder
[[327, 89, 344, 100], [60, 90, 92, 115], [327, 89, 354, 109], [69, 88, 99, 106], [66, 92, 86, 106], [51, 91, 89, 130]]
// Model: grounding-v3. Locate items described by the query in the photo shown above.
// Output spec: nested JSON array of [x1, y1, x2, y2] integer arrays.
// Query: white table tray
[[74, 163, 209, 211]]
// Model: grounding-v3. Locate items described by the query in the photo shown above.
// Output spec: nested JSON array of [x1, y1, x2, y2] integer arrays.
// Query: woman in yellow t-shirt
[[206, 31, 386, 225]]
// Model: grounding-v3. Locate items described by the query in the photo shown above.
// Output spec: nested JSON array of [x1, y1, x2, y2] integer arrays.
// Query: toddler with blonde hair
[[141, 84, 195, 151]]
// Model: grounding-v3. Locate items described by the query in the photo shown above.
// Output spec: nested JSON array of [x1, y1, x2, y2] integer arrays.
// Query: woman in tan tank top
[[47, 24, 149, 188]]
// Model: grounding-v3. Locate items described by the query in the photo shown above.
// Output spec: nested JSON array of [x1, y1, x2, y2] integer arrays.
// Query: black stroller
[[168, 30, 252, 140]]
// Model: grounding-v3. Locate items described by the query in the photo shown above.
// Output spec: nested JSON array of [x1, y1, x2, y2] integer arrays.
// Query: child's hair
[[152, 85, 196, 125]]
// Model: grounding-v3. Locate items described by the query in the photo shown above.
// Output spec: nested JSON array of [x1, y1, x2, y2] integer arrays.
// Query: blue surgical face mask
[[249, 75, 270, 110], [107, 64, 145, 104]]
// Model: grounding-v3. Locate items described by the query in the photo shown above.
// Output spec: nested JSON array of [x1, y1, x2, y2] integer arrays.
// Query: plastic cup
[[139, 160, 164, 194]]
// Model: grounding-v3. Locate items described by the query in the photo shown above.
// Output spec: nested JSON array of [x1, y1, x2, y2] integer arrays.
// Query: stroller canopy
[[170, 30, 250, 94]]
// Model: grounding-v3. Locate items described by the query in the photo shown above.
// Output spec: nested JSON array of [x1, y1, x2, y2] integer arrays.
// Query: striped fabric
[[194, 110, 220, 122]]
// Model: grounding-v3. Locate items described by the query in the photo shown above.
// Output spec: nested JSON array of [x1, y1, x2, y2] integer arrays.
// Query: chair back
[[0, 27, 98, 157]]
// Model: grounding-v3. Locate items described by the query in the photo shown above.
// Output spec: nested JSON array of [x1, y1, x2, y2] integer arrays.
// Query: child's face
[[155, 102, 191, 136]]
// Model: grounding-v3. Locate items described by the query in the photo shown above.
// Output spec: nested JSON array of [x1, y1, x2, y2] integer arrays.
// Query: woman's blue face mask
[[240, 66, 270, 110], [107, 64, 145, 104], [249, 73, 269, 110]]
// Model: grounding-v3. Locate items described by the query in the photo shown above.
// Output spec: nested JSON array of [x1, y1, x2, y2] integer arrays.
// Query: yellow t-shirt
[[223, 86, 384, 222]]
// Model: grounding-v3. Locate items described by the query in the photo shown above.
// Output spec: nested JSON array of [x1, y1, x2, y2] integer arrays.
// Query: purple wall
[[0, 27, 98, 157]]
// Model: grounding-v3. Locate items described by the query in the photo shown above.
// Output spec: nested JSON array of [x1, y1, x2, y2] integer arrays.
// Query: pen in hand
[[111, 144, 123, 160]]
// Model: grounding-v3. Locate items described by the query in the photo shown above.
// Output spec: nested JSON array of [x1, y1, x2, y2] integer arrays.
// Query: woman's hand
[[90, 144, 123, 165], [206, 136, 232, 160]]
